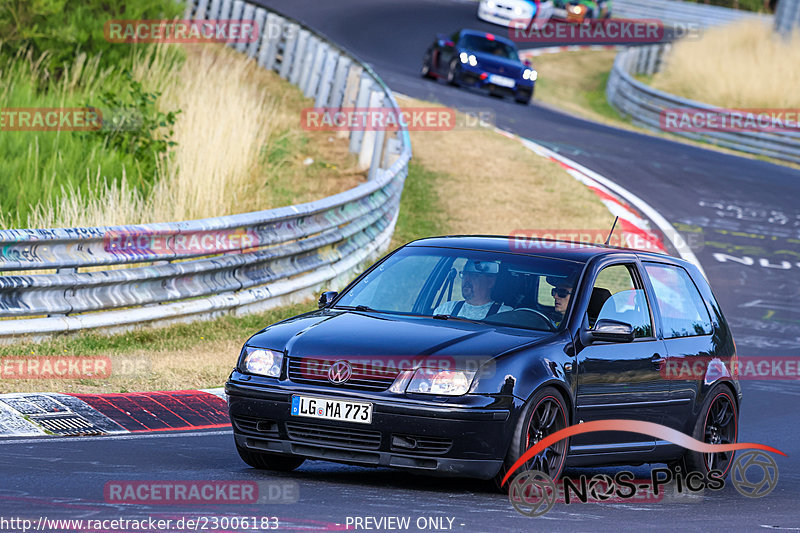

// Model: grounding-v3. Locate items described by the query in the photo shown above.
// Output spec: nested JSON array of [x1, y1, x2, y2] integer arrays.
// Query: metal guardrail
[[0, 0, 412, 340], [606, 45, 800, 165], [613, 0, 768, 28]]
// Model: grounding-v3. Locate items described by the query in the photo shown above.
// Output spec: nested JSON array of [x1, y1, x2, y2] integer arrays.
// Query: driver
[[433, 260, 512, 319]]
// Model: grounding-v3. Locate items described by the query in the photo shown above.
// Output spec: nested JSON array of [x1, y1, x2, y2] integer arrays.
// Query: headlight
[[404, 368, 477, 396], [460, 52, 469, 64], [523, 68, 538, 81], [468, 54, 478, 67], [569, 4, 585, 14], [242, 347, 284, 378]]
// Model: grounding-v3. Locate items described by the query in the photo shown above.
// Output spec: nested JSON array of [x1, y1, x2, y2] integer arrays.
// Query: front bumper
[[455, 65, 534, 99], [226, 377, 517, 479]]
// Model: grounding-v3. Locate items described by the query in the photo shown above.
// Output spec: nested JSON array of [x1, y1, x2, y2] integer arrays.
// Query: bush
[[0, 0, 184, 74]]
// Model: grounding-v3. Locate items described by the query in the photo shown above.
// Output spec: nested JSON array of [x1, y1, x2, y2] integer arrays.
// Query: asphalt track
[[2, 1, 799, 531]]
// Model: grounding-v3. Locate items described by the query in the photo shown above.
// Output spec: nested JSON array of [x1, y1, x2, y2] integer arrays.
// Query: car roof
[[405, 235, 682, 265], [458, 29, 517, 48]]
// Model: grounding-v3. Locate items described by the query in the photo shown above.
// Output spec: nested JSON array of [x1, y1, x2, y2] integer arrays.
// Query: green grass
[[391, 160, 448, 248], [0, 48, 184, 228], [683, 0, 772, 12], [584, 70, 626, 123]]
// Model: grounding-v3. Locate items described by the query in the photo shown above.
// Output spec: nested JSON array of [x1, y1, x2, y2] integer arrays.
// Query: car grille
[[285, 421, 382, 450], [287, 357, 399, 391]]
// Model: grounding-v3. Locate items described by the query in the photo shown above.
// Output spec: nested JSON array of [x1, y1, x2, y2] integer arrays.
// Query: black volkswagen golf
[[226, 236, 740, 486]]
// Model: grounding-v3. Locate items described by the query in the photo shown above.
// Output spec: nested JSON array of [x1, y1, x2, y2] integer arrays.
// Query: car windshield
[[334, 246, 583, 331], [459, 35, 519, 61]]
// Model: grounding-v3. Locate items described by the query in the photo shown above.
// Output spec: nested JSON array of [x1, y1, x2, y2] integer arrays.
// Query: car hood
[[464, 50, 525, 76], [247, 310, 552, 367]]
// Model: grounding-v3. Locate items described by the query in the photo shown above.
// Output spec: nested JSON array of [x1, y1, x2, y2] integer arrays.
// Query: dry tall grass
[[650, 20, 800, 108], [399, 97, 612, 236], [24, 44, 362, 228]]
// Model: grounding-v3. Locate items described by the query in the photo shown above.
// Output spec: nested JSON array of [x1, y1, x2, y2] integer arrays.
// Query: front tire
[[447, 58, 460, 86], [421, 51, 435, 79], [494, 386, 568, 491], [684, 385, 738, 478], [236, 443, 306, 472]]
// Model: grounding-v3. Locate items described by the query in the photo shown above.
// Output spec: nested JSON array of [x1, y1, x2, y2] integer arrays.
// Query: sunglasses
[[551, 288, 572, 298]]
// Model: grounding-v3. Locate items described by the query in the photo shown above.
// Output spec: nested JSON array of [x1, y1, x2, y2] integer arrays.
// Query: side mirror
[[585, 319, 635, 343], [318, 291, 338, 309]]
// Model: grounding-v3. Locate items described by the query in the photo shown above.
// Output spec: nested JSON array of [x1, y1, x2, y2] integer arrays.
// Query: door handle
[[651, 353, 666, 370]]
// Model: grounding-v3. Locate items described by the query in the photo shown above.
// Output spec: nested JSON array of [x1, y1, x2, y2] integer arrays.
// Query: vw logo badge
[[328, 360, 353, 384]]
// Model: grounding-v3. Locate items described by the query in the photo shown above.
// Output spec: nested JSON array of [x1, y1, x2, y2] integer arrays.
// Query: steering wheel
[[512, 308, 558, 331]]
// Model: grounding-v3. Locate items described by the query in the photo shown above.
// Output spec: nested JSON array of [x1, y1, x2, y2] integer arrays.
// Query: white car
[[477, 0, 554, 29]]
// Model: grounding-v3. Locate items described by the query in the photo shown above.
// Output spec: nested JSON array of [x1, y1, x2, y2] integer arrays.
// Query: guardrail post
[[246, 5, 263, 57], [776, 0, 800, 36], [194, 0, 209, 19], [305, 43, 329, 98], [382, 131, 403, 170], [368, 98, 388, 181], [645, 45, 659, 76], [289, 30, 310, 84], [279, 23, 299, 78], [349, 75, 373, 153], [328, 57, 352, 108], [184, 0, 197, 20], [298, 37, 319, 95], [218, 0, 232, 20], [315, 50, 339, 108], [228, 1, 244, 50], [259, 13, 282, 69], [236, 3, 255, 54], [359, 89, 384, 171], [207, 0, 221, 19]]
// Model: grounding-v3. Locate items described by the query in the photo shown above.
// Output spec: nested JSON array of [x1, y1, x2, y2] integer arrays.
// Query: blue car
[[421, 29, 537, 104]]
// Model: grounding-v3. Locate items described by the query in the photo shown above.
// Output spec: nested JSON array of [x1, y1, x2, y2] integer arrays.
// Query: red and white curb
[[0, 388, 228, 438]]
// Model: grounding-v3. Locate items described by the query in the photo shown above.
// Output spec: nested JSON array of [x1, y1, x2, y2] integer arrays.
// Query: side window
[[644, 263, 713, 338], [588, 264, 653, 339]]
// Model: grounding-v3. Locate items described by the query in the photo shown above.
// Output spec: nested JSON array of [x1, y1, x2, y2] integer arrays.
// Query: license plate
[[291, 395, 373, 424], [489, 74, 515, 88]]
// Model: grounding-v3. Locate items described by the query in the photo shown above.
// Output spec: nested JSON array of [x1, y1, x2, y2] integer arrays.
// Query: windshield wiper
[[432, 314, 483, 325], [334, 305, 380, 312]]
